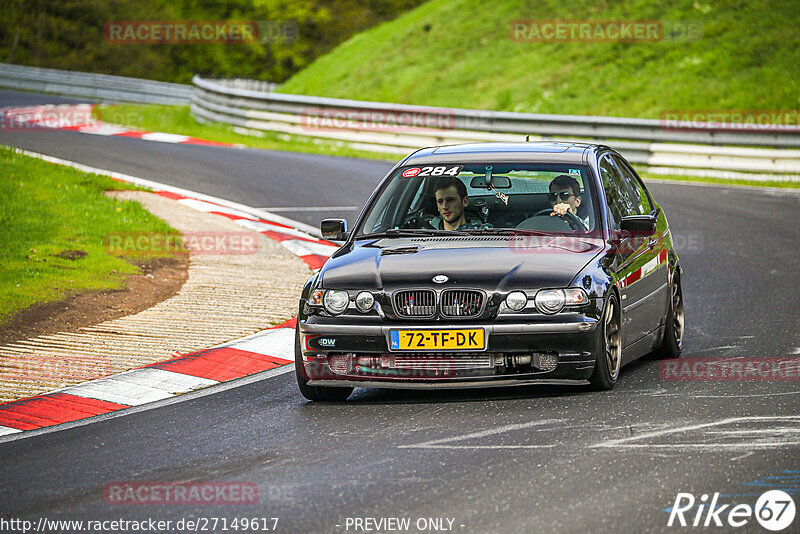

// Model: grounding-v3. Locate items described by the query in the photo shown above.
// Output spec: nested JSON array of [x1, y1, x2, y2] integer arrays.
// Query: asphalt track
[[1, 90, 799, 533]]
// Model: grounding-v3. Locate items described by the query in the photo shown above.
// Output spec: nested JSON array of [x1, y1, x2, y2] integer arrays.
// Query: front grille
[[441, 289, 484, 317], [393, 289, 435, 317]]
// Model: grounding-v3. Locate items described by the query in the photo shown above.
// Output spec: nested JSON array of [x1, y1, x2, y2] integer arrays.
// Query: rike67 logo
[[668, 490, 795, 531]]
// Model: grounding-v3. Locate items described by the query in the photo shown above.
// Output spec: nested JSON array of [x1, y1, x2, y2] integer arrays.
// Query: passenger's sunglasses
[[548, 191, 574, 202]]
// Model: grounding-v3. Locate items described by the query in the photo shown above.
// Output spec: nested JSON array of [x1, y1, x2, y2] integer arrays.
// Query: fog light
[[534, 352, 559, 372], [355, 291, 375, 312], [505, 291, 527, 311], [323, 290, 349, 315], [328, 355, 349, 374]]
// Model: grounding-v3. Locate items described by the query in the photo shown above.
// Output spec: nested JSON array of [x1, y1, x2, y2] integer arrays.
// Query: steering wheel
[[531, 208, 587, 231], [400, 209, 434, 229]]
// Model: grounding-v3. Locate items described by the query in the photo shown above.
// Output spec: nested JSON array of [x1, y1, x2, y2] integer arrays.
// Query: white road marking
[[176, 198, 256, 219], [140, 132, 190, 143], [592, 416, 800, 450], [58, 368, 218, 406], [0, 425, 23, 436], [234, 218, 322, 240], [647, 391, 800, 398], [226, 327, 295, 361], [78, 124, 130, 136], [399, 419, 564, 449], [281, 239, 339, 257]]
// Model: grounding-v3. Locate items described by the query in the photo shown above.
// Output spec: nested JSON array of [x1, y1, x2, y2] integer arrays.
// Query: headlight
[[505, 291, 527, 311], [355, 291, 375, 312], [534, 288, 589, 314], [534, 289, 566, 314], [323, 290, 349, 315]]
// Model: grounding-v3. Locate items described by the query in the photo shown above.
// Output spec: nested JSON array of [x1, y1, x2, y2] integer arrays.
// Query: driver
[[431, 177, 491, 231], [549, 175, 589, 228]]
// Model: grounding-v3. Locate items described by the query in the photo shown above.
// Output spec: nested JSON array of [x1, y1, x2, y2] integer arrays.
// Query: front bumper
[[298, 314, 601, 387]]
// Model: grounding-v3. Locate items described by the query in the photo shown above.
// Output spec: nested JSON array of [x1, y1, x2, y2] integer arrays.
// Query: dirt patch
[[55, 249, 89, 260], [0, 255, 188, 345]]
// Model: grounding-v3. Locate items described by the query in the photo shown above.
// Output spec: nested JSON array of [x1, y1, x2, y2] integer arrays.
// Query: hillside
[[0, 0, 424, 83], [280, 0, 800, 118]]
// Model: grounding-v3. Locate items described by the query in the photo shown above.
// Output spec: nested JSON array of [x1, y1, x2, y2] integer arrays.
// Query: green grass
[[279, 0, 800, 118], [639, 172, 800, 190], [97, 104, 396, 162], [0, 147, 181, 325]]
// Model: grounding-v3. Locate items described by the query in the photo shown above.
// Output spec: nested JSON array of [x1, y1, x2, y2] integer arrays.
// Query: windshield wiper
[[359, 228, 470, 238], [464, 228, 552, 236]]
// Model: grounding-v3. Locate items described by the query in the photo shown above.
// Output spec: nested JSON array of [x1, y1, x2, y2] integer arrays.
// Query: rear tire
[[589, 292, 622, 391], [653, 270, 684, 359], [295, 326, 353, 402]]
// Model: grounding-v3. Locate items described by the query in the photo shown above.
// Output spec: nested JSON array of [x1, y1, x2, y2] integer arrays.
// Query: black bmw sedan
[[295, 142, 684, 401]]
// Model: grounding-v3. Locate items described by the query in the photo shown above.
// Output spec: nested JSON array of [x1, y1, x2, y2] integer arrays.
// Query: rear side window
[[611, 154, 652, 214], [599, 155, 637, 227]]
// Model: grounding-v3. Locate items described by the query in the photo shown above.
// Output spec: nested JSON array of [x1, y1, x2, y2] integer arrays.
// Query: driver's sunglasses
[[548, 191, 574, 202]]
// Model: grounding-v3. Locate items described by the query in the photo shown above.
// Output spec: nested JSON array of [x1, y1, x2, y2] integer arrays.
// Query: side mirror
[[620, 214, 657, 237], [321, 218, 348, 241]]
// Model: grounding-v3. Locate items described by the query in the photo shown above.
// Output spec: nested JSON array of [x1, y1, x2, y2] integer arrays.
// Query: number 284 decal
[[402, 165, 462, 178]]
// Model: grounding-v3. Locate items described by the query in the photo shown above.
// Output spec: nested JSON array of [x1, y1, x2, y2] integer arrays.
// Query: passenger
[[431, 176, 490, 231], [549, 174, 589, 228]]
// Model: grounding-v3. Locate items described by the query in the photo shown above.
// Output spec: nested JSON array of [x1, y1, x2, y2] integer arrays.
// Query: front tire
[[295, 325, 353, 402], [589, 292, 622, 391]]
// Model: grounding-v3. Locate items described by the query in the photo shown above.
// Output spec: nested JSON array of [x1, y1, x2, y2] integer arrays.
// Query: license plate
[[389, 329, 485, 351]]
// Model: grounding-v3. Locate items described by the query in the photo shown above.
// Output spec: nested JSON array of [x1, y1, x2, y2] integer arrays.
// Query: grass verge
[[0, 146, 182, 326]]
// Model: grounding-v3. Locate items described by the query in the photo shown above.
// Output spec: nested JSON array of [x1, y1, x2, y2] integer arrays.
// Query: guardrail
[[0, 63, 191, 105], [192, 76, 800, 180]]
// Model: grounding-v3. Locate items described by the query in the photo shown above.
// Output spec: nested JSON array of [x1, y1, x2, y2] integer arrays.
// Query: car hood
[[320, 236, 606, 292]]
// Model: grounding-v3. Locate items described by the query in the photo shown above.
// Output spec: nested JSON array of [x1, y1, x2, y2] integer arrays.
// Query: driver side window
[[611, 154, 652, 215]]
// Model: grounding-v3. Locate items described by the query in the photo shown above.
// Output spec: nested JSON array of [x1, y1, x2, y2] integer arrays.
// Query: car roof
[[403, 141, 609, 165]]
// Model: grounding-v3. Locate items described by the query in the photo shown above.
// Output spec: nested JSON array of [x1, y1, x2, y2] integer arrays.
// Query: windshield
[[356, 162, 598, 237]]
